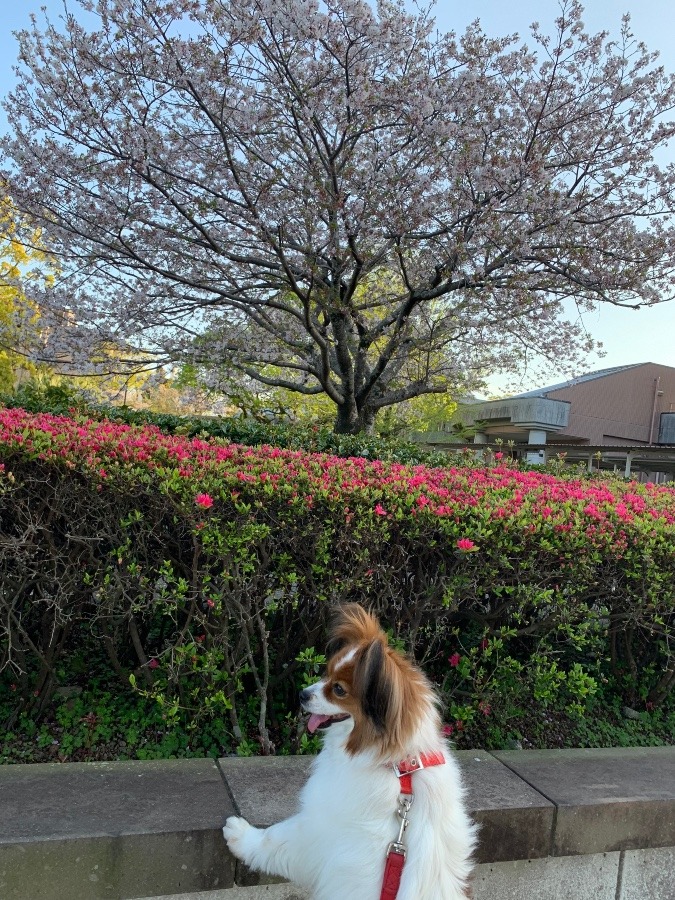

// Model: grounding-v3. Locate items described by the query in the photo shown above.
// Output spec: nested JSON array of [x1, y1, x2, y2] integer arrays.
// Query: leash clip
[[385, 793, 413, 861], [397, 795, 414, 817]]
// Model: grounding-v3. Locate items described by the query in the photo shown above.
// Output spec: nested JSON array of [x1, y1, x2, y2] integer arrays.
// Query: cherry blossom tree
[[2, 0, 675, 432]]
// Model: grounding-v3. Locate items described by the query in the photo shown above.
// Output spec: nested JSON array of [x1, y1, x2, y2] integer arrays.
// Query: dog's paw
[[223, 815, 254, 860]]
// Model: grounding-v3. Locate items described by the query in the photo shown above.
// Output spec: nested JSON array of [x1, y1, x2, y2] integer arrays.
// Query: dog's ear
[[327, 603, 383, 658], [347, 633, 432, 758], [355, 638, 392, 733]]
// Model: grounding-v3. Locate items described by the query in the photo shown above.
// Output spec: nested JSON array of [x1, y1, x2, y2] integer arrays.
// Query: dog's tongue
[[307, 714, 332, 734]]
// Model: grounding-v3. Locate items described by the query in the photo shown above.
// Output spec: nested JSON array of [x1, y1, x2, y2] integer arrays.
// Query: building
[[422, 363, 675, 481]]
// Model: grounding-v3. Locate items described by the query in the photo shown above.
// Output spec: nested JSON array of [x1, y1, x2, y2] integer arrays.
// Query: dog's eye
[[333, 683, 347, 698]]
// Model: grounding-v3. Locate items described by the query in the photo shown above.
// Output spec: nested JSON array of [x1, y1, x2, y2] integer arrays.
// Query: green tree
[[0, 198, 49, 390]]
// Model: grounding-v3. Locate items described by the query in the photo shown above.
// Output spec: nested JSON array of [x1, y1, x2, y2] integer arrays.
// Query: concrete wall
[[1, 748, 674, 900]]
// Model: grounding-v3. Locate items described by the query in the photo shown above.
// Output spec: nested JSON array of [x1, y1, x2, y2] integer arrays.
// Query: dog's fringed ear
[[327, 603, 383, 658], [355, 639, 392, 734]]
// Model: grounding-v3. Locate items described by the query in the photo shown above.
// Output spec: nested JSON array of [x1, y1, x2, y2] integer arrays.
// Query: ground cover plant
[[0, 406, 674, 762]]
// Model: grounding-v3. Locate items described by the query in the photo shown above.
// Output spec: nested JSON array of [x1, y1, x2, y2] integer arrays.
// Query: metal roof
[[509, 363, 646, 399]]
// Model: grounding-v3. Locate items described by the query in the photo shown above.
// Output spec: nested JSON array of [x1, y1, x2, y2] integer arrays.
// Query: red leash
[[380, 751, 445, 900]]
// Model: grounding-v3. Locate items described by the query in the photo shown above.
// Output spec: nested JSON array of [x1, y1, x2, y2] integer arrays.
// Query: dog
[[223, 604, 477, 899]]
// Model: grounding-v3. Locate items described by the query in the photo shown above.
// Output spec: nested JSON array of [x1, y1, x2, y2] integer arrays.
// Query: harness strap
[[395, 750, 446, 795], [380, 751, 445, 900]]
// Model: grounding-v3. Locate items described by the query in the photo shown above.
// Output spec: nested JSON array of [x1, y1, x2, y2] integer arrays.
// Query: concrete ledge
[[1, 748, 674, 899], [456, 750, 555, 862], [493, 747, 675, 854], [0, 759, 235, 898]]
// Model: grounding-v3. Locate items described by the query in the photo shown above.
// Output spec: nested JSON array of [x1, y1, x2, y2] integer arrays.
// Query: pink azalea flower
[[195, 493, 214, 508], [374, 503, 387, 516], [456, 538, 476, 551], [449, 652, 461, 667]]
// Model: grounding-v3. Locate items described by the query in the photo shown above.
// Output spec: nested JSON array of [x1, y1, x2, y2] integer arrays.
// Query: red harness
[[380, 751, 446, 900]]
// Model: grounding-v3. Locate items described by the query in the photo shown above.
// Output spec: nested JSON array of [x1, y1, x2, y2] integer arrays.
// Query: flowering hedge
[[0, 407, 674, 753], [0, 381, 455, 467]]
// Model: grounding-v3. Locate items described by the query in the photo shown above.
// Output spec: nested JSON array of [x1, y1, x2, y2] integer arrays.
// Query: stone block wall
[[0, 748, 673, 899]]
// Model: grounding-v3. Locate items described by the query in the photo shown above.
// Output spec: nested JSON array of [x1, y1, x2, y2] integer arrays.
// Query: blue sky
[[1, 0, 674, 393]]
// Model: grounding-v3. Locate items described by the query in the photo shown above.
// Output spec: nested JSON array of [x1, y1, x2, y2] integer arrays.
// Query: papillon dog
[[224, 604, 476, 900]]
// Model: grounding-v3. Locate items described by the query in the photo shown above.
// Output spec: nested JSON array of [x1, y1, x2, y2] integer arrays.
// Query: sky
[[0, 0, 674, 394]]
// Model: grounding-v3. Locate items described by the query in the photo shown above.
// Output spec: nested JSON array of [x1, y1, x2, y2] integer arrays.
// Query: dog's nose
[[299, 688, 312, 706]]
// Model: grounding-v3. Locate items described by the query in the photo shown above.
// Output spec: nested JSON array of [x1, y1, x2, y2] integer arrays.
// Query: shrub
[[0, 406, 674, 756], [0, 380, 461, 467]]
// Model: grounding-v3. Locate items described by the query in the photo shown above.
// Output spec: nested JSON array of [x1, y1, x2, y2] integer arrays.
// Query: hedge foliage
[[0, 380, 455, 467], [1, 406, 674, 754]]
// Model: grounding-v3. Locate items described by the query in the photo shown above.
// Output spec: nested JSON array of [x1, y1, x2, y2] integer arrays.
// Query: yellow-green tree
[[0, 199, 48, 390]]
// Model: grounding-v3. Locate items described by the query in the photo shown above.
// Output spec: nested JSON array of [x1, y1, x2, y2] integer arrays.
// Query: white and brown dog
[[224, 604, 476, 899]]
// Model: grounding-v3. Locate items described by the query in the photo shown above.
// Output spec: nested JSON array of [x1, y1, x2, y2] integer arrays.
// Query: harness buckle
[[392, 756, 423, 778]]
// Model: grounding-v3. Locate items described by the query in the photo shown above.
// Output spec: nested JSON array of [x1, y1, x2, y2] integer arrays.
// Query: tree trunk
[[333, 403, 376, 435], [360, 408, 376, 435]]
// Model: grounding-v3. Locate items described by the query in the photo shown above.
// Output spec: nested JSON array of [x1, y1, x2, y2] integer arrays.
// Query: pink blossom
[[2, 409, 675, 569], [148, 658, 159, 669], [449, 652, 461, 667], [456, 538, 476, 551]]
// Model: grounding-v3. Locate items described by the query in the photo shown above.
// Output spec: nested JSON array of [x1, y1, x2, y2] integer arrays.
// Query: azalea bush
[[0, 407, 674, 756], [0, 380, 458, 467]]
